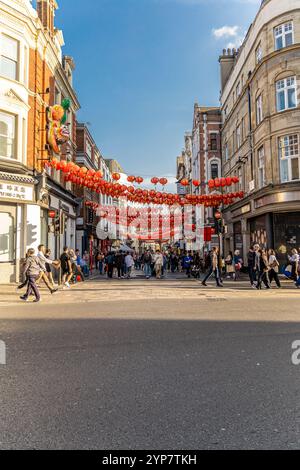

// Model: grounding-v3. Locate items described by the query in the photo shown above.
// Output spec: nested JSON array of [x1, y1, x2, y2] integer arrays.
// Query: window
[[0, 35, 19, 81], [236, 82, 241, 98], [210, 133, 217, 150], [276, 77, 297, 112], [256, 94, 263, 125], [258, 146, 265, 188], [210, 162, 219, 180], [0, 111, 16, 159], [256, 44, 263, 64], [224, 143, 229, 162], [274, 22, 293, 50], [236, 124, 241, 148], [279, 135, 300, 182]]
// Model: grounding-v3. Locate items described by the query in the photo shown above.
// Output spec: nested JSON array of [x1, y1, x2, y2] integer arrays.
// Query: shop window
[[0, 111, 16, 159], [276, 77, 297, 112], [0, 34, 19, 81], [274, 22, 294, 51], [0, 211, 15, 262], [279, 135, 300, 182]]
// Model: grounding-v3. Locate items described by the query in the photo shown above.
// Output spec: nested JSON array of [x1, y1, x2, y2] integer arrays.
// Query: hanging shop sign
[[47, 98, 71, 155], [0, 181, 34, 203]]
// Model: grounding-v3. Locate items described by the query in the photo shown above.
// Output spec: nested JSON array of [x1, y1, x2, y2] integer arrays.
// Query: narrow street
[[1, 276, 300, 450]]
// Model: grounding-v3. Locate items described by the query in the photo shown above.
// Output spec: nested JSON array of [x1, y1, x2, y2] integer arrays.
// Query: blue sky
[[51, 0, 260, 178]]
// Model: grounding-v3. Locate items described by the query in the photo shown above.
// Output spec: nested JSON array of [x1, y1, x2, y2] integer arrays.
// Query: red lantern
[[181, 179, 189, 187], [112, 172, 121, 181], [225, 177, 232, 186], [159, 178, 168, 186], [208, 179, 215, 189], [220, 178, 226, 187], [136, 176, 144, 184], [214, 178, 220, 188], [192, 180, 200, 187], [151, 177, 159, 185]]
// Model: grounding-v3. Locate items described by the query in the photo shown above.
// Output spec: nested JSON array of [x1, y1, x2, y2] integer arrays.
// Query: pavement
[[0, 273, 300, 449]]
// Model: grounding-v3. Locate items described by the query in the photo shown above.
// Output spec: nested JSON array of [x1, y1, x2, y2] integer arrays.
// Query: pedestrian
[[153, 249, 164, 279], [82, 250, 90, 277], [142, 250, 152, 279], [183, 251, 193, 278], [202, 247, 223, 287], [106, 252, 115, 279], [36, 245, 58, 294], [115, 251, 124, 278], [225, 251, 235, 279], [248, 244, 259, 289], [20, 248, 44, 302], [256, 249, 270, 290], [98, 252, 105, 275], [288, 248, 299, 287], [124, 252, 134, 278], [60, 246, 73, 289], [233, 250, 243, 281], [268, 249, 281, 288]]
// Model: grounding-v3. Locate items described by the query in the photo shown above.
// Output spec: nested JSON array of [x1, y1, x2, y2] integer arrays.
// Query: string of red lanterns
[[45, 159, 244, 207]]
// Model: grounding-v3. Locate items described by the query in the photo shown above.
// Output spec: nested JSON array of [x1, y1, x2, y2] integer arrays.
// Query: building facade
[[75, 123, 114, 254], [220, 0, 300, 264], [0, 0, 79, 283]]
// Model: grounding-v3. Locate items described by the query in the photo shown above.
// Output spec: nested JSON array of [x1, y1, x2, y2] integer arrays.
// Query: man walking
[[142, 250, 152, 279], [37, 245, 58, 294], [20, 249, 44, 302], [125, 252, 134, 279], [60, 247, 73, 289], [153, 249, 164, 279], [202, 247, 223, 287]]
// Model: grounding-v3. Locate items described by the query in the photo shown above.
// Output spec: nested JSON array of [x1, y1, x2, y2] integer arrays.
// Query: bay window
[[0, 111, 16, 159], [0, 34, 19, 81], [258, 146, 265, 188], [276, 77, 297, 112], [279, 135, 300, 182], [256, 94, 263, 125], [274, 22, 293, 50]]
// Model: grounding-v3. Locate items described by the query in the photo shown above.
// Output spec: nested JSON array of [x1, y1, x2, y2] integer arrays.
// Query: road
[[0, 274, 300, 449]]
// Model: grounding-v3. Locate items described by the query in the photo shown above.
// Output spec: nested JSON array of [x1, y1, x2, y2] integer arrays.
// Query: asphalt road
[[0, 276, 300, 450]]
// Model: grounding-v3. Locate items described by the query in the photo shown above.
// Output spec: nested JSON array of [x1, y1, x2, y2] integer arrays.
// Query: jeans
[[269, 269, 281, 287], [203, 267, 222, 286], [256, 271, 270, 289], [248, 266, 256, 285], [99, 262, 104, 275], [24, 275, 40, 301], [144, 264, 152, 278]]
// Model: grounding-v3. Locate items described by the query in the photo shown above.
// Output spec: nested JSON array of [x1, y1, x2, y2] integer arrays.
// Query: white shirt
[[125, 255, 134, 267], [38, 251, 53, 265]]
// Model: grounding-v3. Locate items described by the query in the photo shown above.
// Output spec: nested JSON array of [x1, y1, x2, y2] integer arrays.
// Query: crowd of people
[[17, 243, 300, 302]]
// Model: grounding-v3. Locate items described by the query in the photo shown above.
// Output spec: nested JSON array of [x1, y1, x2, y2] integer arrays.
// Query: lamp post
[[214, 209, 223, 268]]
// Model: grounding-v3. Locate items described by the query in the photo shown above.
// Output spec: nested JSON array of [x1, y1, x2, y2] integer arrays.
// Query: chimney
[[219, 48, 237, 92], [37, 0, 58, 36]]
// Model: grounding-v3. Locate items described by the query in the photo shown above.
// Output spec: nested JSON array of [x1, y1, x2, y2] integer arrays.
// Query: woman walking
[[268, 249, 281, 288], [233, 250, 243, 281], [288, 249, 299, 287], [256, 249, 270, 290], [225, 251, 235, 279]]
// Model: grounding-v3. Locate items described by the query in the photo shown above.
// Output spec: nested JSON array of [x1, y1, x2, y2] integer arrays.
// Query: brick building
[[0, 0, 80, 283]]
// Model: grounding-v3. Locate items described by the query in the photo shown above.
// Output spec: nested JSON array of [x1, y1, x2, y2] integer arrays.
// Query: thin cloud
[[212, 25, 240, 39]]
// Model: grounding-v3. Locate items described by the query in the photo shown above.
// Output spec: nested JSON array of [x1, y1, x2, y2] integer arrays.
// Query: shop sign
[[0, 181, 33, 202]]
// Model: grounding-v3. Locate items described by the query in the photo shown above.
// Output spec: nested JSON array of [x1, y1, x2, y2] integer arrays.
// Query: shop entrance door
[[0, 204, 16, 283]]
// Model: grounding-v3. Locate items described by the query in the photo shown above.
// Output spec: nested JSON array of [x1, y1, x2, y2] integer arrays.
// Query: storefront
[[273, 212, 300, 266], [0, 172, 39, 284]]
